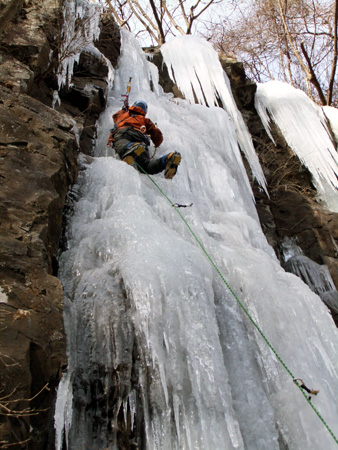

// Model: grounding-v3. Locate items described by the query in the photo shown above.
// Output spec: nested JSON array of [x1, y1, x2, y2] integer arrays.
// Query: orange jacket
[[112, 105, 163, 147]]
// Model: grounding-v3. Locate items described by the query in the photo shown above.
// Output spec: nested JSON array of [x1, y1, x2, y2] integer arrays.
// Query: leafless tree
[[103, 0, 222, 45], [208, 0, 338, 106], [0, 383, 50, 449]]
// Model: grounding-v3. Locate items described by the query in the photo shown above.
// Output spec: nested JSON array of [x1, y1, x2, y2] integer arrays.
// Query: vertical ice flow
[[55, 30, 338, 450], [160, 36, 267, 193]]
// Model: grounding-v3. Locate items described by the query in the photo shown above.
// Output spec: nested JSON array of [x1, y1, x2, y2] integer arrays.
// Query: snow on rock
[[0, 287, 8, 304]]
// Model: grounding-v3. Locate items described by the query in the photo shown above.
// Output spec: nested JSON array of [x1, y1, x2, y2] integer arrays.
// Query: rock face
[[0, 83, 77, 445], [0, 1, 119, 448]]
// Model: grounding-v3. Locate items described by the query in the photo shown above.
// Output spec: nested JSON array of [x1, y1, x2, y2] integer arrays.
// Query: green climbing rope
[[135, 161, 338, 446]]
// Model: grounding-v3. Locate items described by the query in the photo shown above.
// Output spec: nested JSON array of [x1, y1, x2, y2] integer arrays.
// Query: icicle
[[70, 118, 80, 148], [161, 35, 267, 193], [128, 390, 136, 431], [173, 394, 181, 444], [255, 81, 338, 209], [56, 0, 103, 89], [52, 89, 61, 109], [282, 237, 338, 314], [123, 398, 128, 427], [54, 371, 73, 450]]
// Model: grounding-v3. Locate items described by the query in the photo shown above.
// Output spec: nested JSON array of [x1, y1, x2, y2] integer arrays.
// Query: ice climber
[[106, 100, 181, 179]]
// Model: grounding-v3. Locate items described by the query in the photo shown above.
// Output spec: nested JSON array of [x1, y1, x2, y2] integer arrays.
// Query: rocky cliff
[[0, 1, 337, 449], [0, 1, 119, 448]]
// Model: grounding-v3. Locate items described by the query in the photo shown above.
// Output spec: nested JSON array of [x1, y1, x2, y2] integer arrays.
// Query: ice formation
[[161, 36, 267, 193], [56, 0, 114, 90], [55, 30, 338, 450], [282, 238, 338, 315], [324, 105, 338, 143], [255, 81, 338, 210]]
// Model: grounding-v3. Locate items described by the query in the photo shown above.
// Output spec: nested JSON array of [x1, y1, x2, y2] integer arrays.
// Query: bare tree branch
[[0, 384, 50, 418], [126, 0, 159, 43], [183, 0, 220, 35], [208, 0, 338, 106], [178, 0, 190, 28], [276, 0, 310, 75], [162, 1, 186, 35], [104, 0, 129, 27], [301, 41, 327, 104]]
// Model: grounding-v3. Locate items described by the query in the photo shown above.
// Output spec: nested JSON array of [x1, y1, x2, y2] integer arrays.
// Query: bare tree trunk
[[276, 0, 309, 76], [300, 42, 327, 105], [327, 0, 338, 105], [276, 0, 328, 104], [149, 0, 166, 44], [187, 0, 216, 34]]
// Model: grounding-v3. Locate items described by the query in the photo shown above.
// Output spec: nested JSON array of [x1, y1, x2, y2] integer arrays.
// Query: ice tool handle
[[121, 77, 132, 111]]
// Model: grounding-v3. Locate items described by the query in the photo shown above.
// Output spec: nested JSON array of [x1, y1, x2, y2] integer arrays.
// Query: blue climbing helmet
[[132, 100, 148, 114]]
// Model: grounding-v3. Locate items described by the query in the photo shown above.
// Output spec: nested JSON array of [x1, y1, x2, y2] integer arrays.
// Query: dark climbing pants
[[113, 127, 165, 175]]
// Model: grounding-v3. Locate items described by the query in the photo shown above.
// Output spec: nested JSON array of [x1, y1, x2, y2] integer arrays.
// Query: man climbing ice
[[107, 100, 181, 179]]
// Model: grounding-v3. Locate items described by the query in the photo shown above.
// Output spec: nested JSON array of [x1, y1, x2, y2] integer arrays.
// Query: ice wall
[[55, 30, 338, 450]]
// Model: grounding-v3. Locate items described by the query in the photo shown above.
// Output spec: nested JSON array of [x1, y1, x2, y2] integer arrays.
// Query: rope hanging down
[[135, 161, 338, 447]]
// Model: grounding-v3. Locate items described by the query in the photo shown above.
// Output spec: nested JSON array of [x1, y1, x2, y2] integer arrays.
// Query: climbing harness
[[134, 160, 338, 447]]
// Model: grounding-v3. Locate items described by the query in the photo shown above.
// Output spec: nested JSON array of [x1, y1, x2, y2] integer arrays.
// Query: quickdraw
[[172, 203, 193, 208], [293, 378, 319, 400]]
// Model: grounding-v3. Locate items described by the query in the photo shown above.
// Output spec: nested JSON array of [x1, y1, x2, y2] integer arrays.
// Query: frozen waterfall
[[55, 30, 338, 450]]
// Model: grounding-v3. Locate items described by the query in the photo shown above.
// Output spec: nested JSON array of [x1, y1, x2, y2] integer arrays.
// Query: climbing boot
[[122, 143, 146, 165], [164, 152, 181, 179]]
